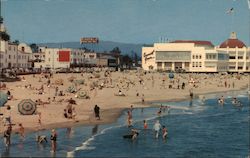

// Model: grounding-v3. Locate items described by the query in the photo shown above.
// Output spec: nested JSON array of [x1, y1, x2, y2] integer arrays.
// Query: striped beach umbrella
[[0, 91, 8, 107], [18, 99, 37, 115]]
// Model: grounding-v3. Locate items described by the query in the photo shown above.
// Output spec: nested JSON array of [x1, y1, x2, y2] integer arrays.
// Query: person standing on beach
[[18, 123, 25, 140], [50, 129, 57, 152], [94, 105, 100, 120], [141, 94, 145, 104], [3, 126, 12, 147], [153, 120, 161, 139], [55, 87, 59, 96]]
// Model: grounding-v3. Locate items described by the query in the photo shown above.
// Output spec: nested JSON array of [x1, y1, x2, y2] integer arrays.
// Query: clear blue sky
[[1, 0, 250, 45]]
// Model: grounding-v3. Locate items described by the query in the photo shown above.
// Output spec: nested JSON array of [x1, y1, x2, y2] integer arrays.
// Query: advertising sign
[[80, 37, 99, 44]]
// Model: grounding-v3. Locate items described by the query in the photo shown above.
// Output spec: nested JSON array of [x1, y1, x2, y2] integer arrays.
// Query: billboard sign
[[80, 37, 99, 44], [58, 50, 70, 62]]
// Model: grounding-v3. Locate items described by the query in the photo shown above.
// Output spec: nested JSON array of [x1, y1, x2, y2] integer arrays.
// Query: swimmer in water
[[143, 120, 148, 129], [162, 125, 168, 139]]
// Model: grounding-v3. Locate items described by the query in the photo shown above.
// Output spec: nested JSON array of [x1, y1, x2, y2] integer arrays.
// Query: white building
[[142, 32, 249, 73], [0, 41, 32, 69], [216, 32, 250, 72], [34, 48, 98, 69], [0, 18, 31, 70]]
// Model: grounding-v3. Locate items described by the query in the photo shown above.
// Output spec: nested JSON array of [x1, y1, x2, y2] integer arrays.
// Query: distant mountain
[[38, 41, 144, 57]]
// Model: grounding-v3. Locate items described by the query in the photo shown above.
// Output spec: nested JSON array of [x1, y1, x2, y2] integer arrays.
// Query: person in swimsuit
[[162, 125, 168, 139], [50, 129, 57, 152]]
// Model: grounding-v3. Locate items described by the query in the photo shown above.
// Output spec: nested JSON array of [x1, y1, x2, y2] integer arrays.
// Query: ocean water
[[0, 91, 249, 158]]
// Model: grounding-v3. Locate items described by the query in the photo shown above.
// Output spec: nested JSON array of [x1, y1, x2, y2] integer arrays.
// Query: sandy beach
[[0, 70, 249, 135]]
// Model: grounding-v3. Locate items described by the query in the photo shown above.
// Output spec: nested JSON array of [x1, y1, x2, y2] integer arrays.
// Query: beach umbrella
[[169, 73, 174, 79], [67, 85, 76, 93], [77, 90, 87, 99], [0, 91, 8, 107], [18, 99, 37, 115], [55, 79, 64, 85]]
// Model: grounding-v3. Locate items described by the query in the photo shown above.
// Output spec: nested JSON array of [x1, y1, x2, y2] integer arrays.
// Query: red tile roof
[[219, 39, 246, 48], [171, 40, 214, 47]]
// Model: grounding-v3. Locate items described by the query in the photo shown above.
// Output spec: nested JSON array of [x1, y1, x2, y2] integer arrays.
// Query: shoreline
[[2, 87, 248, 136]]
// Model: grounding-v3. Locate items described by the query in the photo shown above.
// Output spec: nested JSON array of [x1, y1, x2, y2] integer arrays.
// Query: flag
[[226, 8, 234, 14], [247, 0, 250, 10]]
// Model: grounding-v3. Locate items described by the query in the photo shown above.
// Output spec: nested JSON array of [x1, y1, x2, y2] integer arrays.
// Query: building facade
[[142, 32, 249, 73], [34, 48, 100, 69], [0, 18, 32, 70], [0, 41, 32, 69]]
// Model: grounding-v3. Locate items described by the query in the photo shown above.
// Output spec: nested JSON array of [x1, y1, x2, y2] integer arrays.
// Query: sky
[[1, 0, 250, 45]]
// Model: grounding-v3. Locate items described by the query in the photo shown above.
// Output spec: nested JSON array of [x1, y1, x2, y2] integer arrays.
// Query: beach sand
[[0, 71, 248, 135]]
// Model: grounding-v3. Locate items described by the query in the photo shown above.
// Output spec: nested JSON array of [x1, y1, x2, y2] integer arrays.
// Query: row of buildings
[[142, 32, 250, 73], [0, 41, 118, 70]]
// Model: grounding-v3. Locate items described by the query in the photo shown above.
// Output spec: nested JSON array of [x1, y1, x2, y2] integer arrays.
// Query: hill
[[38, 41, 144, 57]]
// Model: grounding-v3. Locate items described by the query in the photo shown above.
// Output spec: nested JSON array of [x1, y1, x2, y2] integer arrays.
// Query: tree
[[0, 32, 10, 41], [110, 47, 121, 67], [30, 43, 39, 53], [13, 40, 19, 45], [122, 54, 133, 69], [134, 52, 139, 66]]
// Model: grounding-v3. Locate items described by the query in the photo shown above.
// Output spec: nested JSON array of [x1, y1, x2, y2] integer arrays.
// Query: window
[[21, 47, 25, 52], [193, 55, 195, 59], [196, 55, 198, 59], [9, 55, 11, 59], [229, 56, 236, 59], [238, 66, 243, 70], [192, 62, 195, 67], [48, 58, 50, 62], [199, 62, 202, 67], [238, 56, 243, 59], [8, 46, 11, 51], [199, 55, 202, 59]]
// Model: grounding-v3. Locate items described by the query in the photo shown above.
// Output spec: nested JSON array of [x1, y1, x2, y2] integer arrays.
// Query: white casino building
[[142, 32, 249, 73]]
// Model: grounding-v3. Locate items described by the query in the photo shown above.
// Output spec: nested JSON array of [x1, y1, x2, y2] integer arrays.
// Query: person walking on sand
[[94, 105, 100, 120], [50, 129, 57, 152], [153, 120, 161, 139]]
